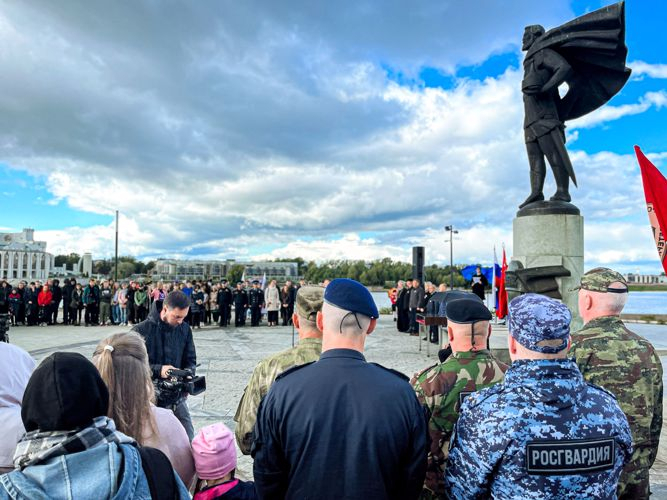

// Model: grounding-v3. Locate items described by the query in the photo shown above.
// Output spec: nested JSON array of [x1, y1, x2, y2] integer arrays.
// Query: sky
[[0, 0, 666, 273]]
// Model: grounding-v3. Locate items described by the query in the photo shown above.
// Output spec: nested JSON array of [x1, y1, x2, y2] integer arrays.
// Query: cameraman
[[133, 290, 197, 440]]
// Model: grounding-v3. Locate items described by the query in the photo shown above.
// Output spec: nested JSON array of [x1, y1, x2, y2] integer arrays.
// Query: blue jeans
[[112, 305, 120, 324], [119, 307, 127, 324]]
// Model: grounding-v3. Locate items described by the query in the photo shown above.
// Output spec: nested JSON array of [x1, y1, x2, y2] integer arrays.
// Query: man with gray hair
[[253, 278, 428, 499], [570, 267, 663, 499], [234, 286, 324, 455]]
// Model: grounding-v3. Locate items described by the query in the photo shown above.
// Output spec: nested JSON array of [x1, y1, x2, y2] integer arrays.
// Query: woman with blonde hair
[[93, 331, 195, 487]]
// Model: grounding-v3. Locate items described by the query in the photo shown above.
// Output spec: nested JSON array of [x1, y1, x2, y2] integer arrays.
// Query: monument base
[[513, 213, 584, 331]]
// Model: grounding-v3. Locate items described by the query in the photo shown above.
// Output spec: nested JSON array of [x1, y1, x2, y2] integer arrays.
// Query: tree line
[[54, 254, 471, 288]]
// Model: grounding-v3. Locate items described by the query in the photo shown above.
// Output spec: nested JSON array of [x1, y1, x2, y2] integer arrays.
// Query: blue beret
[[508, 293, 571, 354], [446, 298, 491, 323], [324, 278, 379, 319]]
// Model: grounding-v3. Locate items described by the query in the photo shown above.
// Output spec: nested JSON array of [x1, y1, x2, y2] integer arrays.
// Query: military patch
[[526, 438, 615, 475]]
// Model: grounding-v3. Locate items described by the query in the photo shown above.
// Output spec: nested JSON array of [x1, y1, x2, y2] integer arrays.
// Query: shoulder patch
[[369, 362, 409, 382], [275, 361, 315, 380]]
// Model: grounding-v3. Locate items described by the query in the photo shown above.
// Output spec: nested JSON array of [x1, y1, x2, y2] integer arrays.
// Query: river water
[[372, 291, 667, 347]]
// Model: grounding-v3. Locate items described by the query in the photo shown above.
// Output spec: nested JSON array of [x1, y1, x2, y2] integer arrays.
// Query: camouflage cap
[[508, 293, 571, 354], [571, 267, 628, 293], [296, 286, 324, 321]]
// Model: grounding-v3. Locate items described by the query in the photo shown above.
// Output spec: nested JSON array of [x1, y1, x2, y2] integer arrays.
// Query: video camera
[[155, 367, 206, 408], [0, 314, 9, 343]]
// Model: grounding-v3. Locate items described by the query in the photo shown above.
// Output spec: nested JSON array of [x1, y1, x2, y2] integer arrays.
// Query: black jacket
[[217, 287, 233, 307], [132, 306, 197, 380], [253, 349, 428, 500]]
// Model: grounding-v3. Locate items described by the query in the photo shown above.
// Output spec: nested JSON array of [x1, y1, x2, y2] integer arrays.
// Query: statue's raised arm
[[518, 1, 631, 215]]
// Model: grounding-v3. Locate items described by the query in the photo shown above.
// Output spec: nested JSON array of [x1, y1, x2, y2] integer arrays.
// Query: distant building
[[244, 261, 299, 281], [150, 259, 233, 282], [0, 228, 54, 281], [149, 258, 300, 282], [624, 272, 667, 285]]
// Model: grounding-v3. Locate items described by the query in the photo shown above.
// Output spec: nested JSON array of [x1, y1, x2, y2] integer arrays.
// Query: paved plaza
[[7, 316, 667, 493]]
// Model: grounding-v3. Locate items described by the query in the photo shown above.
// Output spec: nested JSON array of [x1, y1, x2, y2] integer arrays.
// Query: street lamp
[[444, 225, 459, 289]]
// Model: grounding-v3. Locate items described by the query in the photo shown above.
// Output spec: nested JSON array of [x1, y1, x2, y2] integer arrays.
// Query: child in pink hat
[[192, 423, 256, 500]]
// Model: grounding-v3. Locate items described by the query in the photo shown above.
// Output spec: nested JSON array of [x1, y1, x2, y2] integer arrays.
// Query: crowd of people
[[0, 277, 306, 330], [0, 267, 662, 499]]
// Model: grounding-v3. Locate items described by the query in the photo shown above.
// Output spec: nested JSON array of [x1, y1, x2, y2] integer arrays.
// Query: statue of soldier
[[517, 2, 631, 210]]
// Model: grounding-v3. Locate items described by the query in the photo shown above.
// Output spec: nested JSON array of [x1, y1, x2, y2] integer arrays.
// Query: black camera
[[0, 314, 9, 343], [155, 368, 206, 408]]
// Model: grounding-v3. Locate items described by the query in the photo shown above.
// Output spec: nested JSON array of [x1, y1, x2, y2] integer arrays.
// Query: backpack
[[138, 446, 180, 499]]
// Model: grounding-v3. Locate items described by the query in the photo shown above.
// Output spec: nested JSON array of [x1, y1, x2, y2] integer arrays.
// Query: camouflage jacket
[[571, 315, 663, 471], [234, 337, 322, 454], [410, 349, 507, 499], [445, 358, 633, 499]]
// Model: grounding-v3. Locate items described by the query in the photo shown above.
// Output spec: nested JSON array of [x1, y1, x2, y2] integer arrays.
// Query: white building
[[624, 272, 667, 284], [0, 228, 54, 281]]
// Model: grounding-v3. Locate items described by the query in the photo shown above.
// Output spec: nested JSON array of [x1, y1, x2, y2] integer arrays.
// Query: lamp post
[[444, 225, 458, 289], [114, 210, 119, 282]]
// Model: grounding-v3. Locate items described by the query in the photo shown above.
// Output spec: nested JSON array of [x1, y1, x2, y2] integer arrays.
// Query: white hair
[[322, 302, 371, 336], [601, 283, 628, 314]]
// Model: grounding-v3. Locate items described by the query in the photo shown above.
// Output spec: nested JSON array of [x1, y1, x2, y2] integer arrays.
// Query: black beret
[[22, 352, 109, 432], [252, 280, 260, 284], [446, 298, 492, 323]]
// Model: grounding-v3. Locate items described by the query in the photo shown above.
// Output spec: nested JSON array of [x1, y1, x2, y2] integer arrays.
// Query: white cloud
[[570, 91, 667, 129], [0, 1, 664, 274], [630, 60, 667, 79]]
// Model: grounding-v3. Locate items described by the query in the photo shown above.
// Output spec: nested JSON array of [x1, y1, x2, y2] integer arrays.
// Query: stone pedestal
[[513, 213, 584, 331]]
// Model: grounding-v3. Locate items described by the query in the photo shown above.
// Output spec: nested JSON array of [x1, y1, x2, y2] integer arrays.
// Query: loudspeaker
[[412, 246, 425, 283]]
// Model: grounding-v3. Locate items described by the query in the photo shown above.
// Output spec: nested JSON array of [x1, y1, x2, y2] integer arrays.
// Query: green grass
[[628, 284, 667, 292]]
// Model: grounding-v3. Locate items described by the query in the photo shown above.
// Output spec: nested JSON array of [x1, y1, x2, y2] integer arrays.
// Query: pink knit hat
[[192, 423, 237, 480]]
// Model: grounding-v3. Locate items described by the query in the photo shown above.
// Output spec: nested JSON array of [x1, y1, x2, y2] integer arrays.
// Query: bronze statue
[[519, 2, 631, 213]]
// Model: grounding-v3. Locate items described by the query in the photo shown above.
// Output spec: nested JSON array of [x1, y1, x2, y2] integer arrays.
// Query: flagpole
[[492, 245, 497, 324]]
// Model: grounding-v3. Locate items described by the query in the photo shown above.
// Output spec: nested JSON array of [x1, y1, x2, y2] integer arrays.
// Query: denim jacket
[[0, 442, 190, 500]]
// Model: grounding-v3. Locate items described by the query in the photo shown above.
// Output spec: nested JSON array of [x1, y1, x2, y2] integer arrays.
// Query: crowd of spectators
[[0, 277, 305, 329]]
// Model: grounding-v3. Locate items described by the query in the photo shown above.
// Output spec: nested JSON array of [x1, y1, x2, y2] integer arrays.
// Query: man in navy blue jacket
[[253, 278, 428, 500]]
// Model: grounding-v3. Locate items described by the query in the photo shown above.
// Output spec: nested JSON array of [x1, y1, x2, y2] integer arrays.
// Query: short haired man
[[411, 297, 507, 499], [234, 286, 324, 454], [233, 281, 248, 327], [570, 268, 663, 499], [216, 279, 233, 327], [253, 278, 428, 499], [133, 290, 197, 440], [409, 279, 425, 336], [445, 294, 632, 499]]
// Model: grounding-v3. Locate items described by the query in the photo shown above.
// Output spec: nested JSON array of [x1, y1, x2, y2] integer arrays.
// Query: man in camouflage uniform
[[570, 267, 663, 500], [234, 286, 324, 454], [411, 297, 507, 499], [445, 293, 632, 499]]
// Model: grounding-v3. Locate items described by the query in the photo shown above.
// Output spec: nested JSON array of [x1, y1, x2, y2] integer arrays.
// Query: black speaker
[[412, 246, 425, 283]]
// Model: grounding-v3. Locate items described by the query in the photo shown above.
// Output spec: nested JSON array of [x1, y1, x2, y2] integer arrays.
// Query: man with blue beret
[[445, 293, 632, 499], [253, 278, 428, 500]]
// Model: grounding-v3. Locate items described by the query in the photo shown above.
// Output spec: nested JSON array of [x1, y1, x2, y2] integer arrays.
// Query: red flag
[[635, 146, 667, 275], [497, 246, 508, 319]]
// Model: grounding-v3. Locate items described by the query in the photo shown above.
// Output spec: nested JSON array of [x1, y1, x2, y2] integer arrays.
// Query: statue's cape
[[526, 1, 631, 121]]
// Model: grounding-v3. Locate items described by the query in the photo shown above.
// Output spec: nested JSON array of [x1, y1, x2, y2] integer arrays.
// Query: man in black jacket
[[61, 279, 75, 325], [408, 279, 425, 336], [50, 279, 62, 325], [133, 290, 197, 440], [217, 279, 233, 327]]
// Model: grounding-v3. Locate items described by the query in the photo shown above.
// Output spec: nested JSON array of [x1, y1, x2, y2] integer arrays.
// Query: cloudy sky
[[0, 0, 665, 272]]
